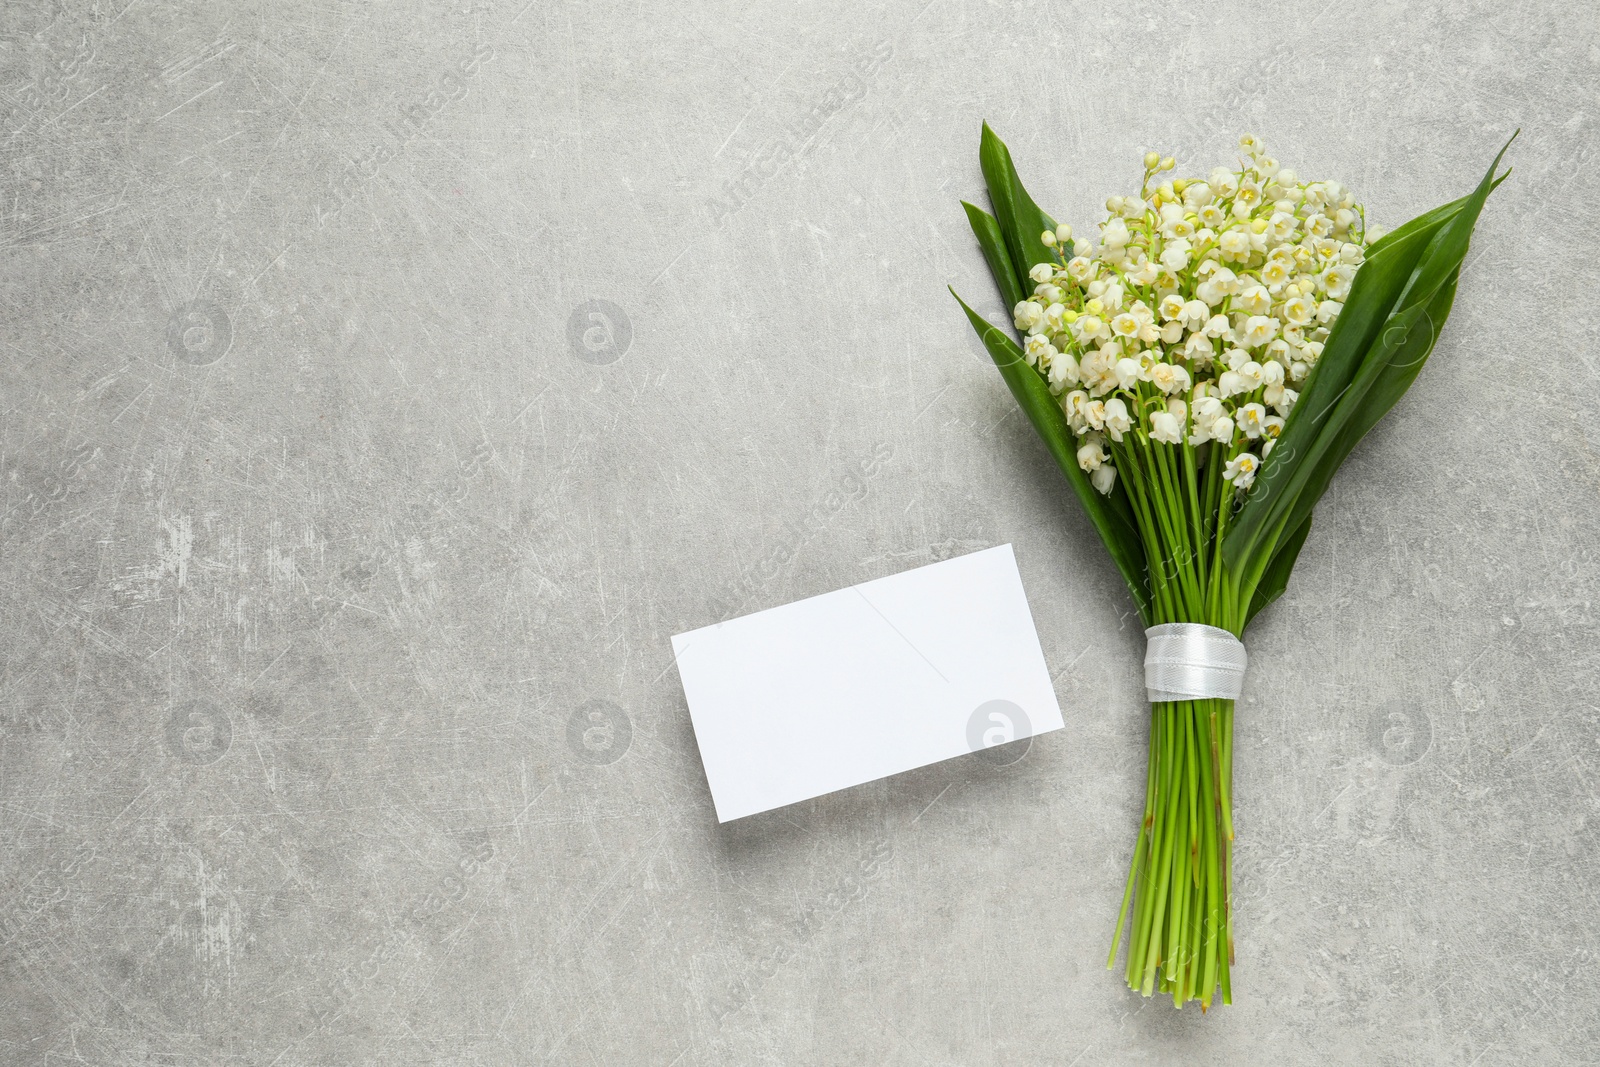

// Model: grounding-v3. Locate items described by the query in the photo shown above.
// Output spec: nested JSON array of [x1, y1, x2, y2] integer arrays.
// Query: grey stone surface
[[1, 0, 1595, 1063]]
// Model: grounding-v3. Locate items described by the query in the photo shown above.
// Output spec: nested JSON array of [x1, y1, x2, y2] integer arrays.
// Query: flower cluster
[[1012, 135, 1377, 495]]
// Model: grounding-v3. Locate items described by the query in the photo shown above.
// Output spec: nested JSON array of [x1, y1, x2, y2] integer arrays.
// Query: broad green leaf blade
[[952, 287, 1152, 624], [1244, 514, 1312, 627], [962, 201, 1024, 315], [1224, 136, 1512, 574], [979, 123, 1056, 301], [1330, 268, 1461, 455]]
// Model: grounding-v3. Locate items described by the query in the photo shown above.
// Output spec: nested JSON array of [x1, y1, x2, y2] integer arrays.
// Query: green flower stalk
[[952, 125, 1511, 1009]]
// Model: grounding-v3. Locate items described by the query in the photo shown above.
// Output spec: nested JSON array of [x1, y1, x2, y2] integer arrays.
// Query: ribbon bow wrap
[[1143, 623, 1248, 704]]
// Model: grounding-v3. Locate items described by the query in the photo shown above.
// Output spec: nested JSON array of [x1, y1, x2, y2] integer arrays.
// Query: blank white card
[[671, 544, 1063, 822]]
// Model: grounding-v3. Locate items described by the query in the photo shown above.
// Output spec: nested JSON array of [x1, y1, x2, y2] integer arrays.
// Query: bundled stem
[[1104, 434, 1268, 1010]]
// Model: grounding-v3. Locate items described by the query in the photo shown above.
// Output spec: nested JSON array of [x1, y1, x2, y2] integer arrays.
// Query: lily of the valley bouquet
[[952, 127, 1510, 1009]]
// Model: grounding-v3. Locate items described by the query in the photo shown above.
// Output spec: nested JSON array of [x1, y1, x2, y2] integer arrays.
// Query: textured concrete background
[[1, 0, 1595, 1064]]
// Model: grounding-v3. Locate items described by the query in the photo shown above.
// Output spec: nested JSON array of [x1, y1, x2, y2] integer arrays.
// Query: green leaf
[[979, 123, 1056, 301], [952, 287, 1152, 625], [1244, 514, 1312, 627], [962, 201, 1024, 315], [1224, 135, 1513, 574]]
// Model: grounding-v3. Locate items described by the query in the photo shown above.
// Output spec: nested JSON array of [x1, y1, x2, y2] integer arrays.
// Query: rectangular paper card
[[671, 544, 1063, 822]]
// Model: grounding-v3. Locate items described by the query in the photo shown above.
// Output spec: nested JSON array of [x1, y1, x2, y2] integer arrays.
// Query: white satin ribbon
[[1144, 623, 1248, 703]]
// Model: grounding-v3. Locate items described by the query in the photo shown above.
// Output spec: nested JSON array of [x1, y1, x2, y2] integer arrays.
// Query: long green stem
[[1107, 434, 1245, 1010]]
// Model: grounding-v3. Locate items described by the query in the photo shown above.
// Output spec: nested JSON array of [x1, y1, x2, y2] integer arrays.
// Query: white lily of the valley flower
[[1103, 398, 1132, 442], [1160, 238, 1193, 271], [1182, 331, 1214, 364], [1241, 316, 1279, 348], [1196, 267, 1239, 306], [1150, 410, 1183, 444], [1062, 389, 1089, 429], [1237, 283, 1272, 315], [1048, 353, 1080, 389], [1091, 463, 1117, 495], [1321, 264, 1354, 300], [1077, 438, 1107, 471], [1224, 452, 1259, 489], [1015, 300, 1045, 331], [1237, 402, 1268, 438], [1114, 357, 1142, 390], [1172, 299, 1206, 331], [1150, 362, 1191, 395], [1219, 229, 1252, 261], [1282, 296, 1316, 326], [1024, 334, 1056, 367], [1074, 314, 1107, 342]]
